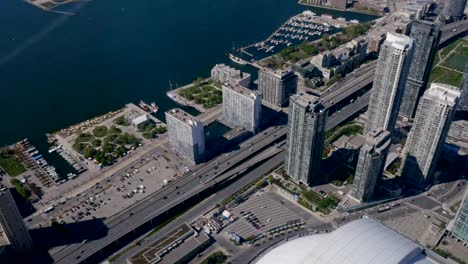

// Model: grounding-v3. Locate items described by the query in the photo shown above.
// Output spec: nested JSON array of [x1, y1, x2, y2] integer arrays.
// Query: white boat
[[229, 54, 247, 65]]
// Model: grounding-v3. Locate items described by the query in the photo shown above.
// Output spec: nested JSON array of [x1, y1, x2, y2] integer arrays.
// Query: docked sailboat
[[229, 53, 247, 65]]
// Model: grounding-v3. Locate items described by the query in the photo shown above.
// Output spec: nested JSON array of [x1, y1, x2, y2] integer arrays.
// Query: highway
[[440, 20, 468, 44], [320, 61, 376, 109], [51, 126, 287, 263], [47, 20, 468, 264], [317, 20, 468, 129], [112, 151, 287, 263], [325, 91, 370, 131]]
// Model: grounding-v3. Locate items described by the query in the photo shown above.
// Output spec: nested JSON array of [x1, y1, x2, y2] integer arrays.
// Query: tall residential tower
[[258, 68, 297, 107], [222, 83, 262, 133], [165, 109, 205, 164], [399, 20, 440, 119], [457, 62, 468, 112], [442, 0, 468, 21], [450, 188, 468, 245], [0, 189, 33, 255], [402, 83, 460, 187], [366, 33, 414, 133], [350, 129, 391, 203], [285, 93, 327, 186]]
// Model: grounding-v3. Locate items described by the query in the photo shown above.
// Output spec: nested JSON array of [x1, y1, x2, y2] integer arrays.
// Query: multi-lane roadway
[[50, 126, 287, 263]]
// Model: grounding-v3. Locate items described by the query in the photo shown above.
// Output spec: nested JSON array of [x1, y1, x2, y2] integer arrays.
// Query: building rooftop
[[0, 229, 9, 247], [166, 109, 202, 127], [291, 92, 322, 111], [363, 129, 391, 154], [128, 223, 210, 264], [132, 115, 149, 126], [346, 134, 366, 149], [256, 217, 439, 264], [425, 83, 461, 106], [223, 83, 260, 99], [385, 32, 414, 50], [261, 67, 294, 78]]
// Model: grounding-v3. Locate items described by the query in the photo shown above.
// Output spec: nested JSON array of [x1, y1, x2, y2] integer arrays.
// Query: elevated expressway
[[50, 20, 468, 264]]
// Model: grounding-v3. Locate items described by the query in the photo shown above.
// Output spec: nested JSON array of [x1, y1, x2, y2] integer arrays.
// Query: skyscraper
[[285, 93, 327, 186], [457, 62, 468, 112], [258, 68, 297, 107], [399, 20, 441, 119], [442, 0, 468, 22], [350, 129, 391, 203], [222, 83, 262, 133], [0, 189, 33, 255], [450, 188, 468, 244], [365, 33, 414, 134], [165, 109, 205, 164], [402, 83, 460, 187]]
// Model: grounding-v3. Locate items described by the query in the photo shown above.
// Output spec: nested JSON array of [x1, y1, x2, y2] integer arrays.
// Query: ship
[[150, 102, 159, 113], [139, 100, 152, 113], [139, 100, 159, 113], [229, 53, 247, 65]]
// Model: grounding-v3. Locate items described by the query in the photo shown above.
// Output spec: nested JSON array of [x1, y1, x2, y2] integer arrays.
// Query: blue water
[[0, 0, 377, 150]]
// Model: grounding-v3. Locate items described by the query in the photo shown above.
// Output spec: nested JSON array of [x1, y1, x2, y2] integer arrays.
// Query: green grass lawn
[[0, 157, 26, 176], [440, 40, 461, 59], [443, 53, 468, 72], [179, 81, 222, 109], [429, 66, 463, 87]]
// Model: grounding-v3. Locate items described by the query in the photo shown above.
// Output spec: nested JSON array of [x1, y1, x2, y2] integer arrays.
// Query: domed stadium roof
[[256, 218, 437, 264]]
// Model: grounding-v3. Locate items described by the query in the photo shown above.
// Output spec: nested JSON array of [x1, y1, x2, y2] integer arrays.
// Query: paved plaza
[[384, 211, 445, 247]]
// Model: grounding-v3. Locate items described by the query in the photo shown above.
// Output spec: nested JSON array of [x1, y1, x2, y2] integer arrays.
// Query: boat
[[150, 102, 159, 113], [139, 100, 152, 113], [229, 54, 247, 65], [48, 146, 60, 153]]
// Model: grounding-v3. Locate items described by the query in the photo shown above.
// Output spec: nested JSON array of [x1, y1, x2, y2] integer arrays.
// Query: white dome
[[256, 218, 437, 264]]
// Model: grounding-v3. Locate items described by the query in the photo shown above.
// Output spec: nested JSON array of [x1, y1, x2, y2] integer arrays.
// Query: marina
[[51, 145, 87, 174], [15, 139, 61, 187], [238, 11, 358, 63]]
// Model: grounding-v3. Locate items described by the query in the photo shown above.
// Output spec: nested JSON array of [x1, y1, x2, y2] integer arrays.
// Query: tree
[[193, 77, 204, 86], [322, 33, 330, 41], [92, 139, 102, 147], [83, 146, 97, 159]]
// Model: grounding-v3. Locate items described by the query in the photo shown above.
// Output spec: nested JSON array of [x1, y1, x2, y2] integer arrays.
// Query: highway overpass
[[440, 20, 468, 45], [50, 126, 287, 263]]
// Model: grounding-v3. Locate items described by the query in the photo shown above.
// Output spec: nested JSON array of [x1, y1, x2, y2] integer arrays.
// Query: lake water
[[0, 0, 376, 150]]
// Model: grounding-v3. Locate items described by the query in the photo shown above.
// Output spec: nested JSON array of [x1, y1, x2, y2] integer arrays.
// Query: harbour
[[236, 10, 362, 63], [0, 0, 378, 174]]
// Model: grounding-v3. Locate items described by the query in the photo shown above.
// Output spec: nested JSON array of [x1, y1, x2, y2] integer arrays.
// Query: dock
[[238, 11, 356, 63]]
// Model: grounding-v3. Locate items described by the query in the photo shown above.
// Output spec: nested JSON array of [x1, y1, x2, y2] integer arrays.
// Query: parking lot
[[224, 187, 322, 239], [407, 195, 441, 210], [26, 145, 190, 227]]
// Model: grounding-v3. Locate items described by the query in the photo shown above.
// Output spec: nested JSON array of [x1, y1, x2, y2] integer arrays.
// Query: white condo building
[[258, 68, 297, 107], [351, 129, 391, 203], [285, 92, 327, 186], [402, 83, 460, 187], [211, 64, 251, 87], [165, 109, 205, 164], [366, 33, 414, 134], [222, 83, 262, 133]]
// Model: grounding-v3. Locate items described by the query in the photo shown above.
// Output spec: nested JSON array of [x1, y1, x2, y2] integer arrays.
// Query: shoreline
[[297, 1, 384, 17]]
